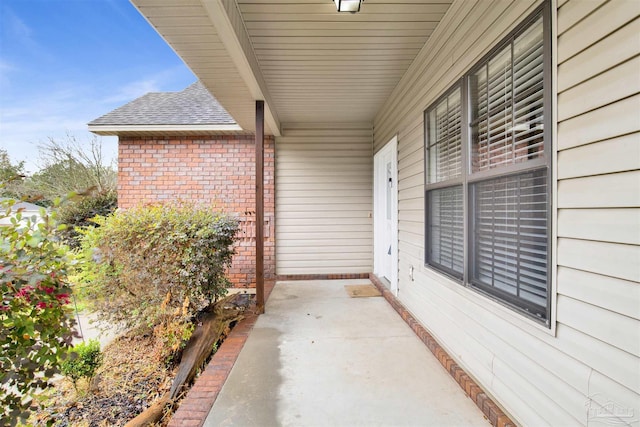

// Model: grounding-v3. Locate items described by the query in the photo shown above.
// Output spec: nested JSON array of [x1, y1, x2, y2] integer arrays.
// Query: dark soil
[[32, 294, 253, 426], [33, 332, 176, 427]]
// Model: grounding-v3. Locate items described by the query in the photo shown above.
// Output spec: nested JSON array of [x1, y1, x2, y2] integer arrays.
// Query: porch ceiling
[[131, 0, 453, 132]]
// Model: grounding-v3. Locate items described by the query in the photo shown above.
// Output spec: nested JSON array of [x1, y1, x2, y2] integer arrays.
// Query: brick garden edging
[[369, 274, 516, 427], [168, 280, 275, 427]]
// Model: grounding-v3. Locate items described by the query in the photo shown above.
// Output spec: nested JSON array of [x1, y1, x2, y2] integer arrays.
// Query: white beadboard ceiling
[[131, 0, 453, 134]]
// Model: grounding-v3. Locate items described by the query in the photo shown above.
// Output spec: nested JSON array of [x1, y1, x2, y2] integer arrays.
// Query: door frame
[[373, 136, 398, 295]]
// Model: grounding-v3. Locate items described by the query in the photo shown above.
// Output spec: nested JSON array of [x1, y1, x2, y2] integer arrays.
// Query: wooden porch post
[[255, 100, 265, 314]]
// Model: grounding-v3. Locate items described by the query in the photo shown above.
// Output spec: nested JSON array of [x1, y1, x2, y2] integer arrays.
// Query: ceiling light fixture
[[334, 0, 363, 13]]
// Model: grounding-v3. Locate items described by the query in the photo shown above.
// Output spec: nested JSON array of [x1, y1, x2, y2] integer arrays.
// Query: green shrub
[[77, 203, 239, 331], [57, 191, 117, 249], [0, 197, 75, 426], [61, 339, 103, 391]]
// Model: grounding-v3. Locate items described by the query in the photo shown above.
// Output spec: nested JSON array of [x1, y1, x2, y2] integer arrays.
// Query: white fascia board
[[87, 124, 243, 135], [201, 0, 281, 136]]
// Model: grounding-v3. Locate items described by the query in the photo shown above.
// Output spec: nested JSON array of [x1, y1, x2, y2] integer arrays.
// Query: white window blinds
[[470, 15, 545, 172], [425, 87, 464, 278], [472, 170, 548, 317], [423, 4, 550, 323]]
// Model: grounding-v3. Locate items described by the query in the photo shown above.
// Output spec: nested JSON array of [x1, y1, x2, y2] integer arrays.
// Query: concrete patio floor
[[204, 279, 488, 427]]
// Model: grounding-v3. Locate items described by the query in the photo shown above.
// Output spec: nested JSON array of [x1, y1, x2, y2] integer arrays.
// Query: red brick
[[118, 136, 276, 288]]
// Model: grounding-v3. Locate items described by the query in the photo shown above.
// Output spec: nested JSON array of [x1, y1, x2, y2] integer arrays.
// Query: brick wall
[[118, 135, 275, 287]]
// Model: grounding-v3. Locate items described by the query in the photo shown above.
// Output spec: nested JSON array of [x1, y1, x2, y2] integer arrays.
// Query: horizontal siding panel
[[557, 133, 640, 179], [277, 156, 372, 165], [588, 370, 640, 422], [277, 165, 371, 174], [398, 242, 422, 260], [277, 266, 371, 275], [557, 266, 640, 321], [277, 259, 372, 269], [281, 129, 372, 137], [276, 231, 372, 240], [490, 376, 552, 426], [557, 0, 607, 36], [398, 157, 422, 177], [398, 220, 422, 235], [276, 142, 372, 150], [553, 323, 640, 395], [276, 210, 370, 219], [557, 56, 640, 121], [277, 224, 372, 233], [278, 245, 371, 255], [275, 203, 371, 212], [557, 171, 640, 208], [276, 196, 372, 205], [399, 230, 423, 247], [399, 209, 424, 223], [398, 186, 424, 201], [278, 183, 373, 192], [397, 129, 422, 156], [398, 198, 424, 211], [277, 150, 372, 158], [277, 190, 371, 198], [558, 238, 640, 283], [557, 295, 640, 356], [277, 217, 372, 226], [558, 17, 640, 91], [400, 269, 593, 423], [492, 359, 584, 425], [278, 238, 372, 248], [277, 252, 372, 262], [276, 128, 372, 275], [398, 173, 423, 192], [557, 208, 640, 245], [398, 275, 496, 375], [275, 175, 372, 184], [557, 94, 640, 151], [557, 0, 640, 63]]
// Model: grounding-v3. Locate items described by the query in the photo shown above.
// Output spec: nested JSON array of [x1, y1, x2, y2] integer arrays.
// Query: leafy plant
[[0, 197, 75, 426], [61, 339, 103, 391], [152, 293, 195, 364], [77, 202, 239, 332], [0, 149, 26, 199], [57, 191, 117, 248]]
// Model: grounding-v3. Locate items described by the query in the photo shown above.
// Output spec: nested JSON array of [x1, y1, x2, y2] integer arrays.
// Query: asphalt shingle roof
[[88, 81, 236, 126]]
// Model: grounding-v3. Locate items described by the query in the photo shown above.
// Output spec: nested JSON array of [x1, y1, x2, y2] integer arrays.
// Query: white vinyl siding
[[374, 0, 640, 425], [276, 126, 373, 275]]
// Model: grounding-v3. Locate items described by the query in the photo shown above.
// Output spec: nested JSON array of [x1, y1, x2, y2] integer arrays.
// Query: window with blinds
[[424, 2, 551, 324], [428, 186, 464, 278], [426, 88, 462, 184], [471, 170, 548, 318], [425, 86, 464, 278], [470, 14, 545, 172]]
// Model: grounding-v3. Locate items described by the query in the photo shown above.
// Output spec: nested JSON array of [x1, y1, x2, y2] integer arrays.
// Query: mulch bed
[[34, 331, 176, 427], [32, 294, 252, 426]]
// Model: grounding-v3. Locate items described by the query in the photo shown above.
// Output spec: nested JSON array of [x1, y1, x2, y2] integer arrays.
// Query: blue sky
[[0, 0, 195, 174]]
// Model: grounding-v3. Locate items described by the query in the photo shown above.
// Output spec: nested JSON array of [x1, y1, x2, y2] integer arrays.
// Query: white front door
[[374, 137, 398, 294]]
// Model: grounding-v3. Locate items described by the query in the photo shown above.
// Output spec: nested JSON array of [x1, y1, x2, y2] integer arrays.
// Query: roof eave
[[130, 0, 281, 136], [88, 123, 245, 137]]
